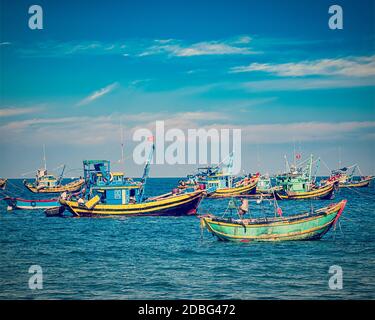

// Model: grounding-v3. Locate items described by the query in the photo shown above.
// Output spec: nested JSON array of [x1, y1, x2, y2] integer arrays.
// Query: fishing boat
[[45, 205, 66, 217], [23, 146, 85, 194], [200, 199, 347, 242], [23, 166, 84, 193], [0, 178, 7, 190], [3, 197, 60, 210], [274, 154, 337, 200], [60, 144, 206, 217], [256, 174, 282, 194], [178, 153, 259, 198], [274, 183, 337, 200], [327, 164, 374, 188]]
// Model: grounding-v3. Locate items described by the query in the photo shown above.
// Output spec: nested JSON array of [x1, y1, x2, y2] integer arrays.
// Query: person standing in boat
[[238, 198, 249, 218]]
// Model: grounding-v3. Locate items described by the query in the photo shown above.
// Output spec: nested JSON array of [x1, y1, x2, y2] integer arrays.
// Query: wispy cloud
[[76, 82, 119, 106], [16, 36, 257, 59], [0, 42, 11, 46], [139, 39, 257, 57], [241, 77, 375, 92], [230, 55, 375, 77], [0, 106, 43, 117], [2, 109, 373, 147]]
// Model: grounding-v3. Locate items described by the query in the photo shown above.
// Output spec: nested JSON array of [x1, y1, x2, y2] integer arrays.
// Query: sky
[[0, 0, 374, 177]]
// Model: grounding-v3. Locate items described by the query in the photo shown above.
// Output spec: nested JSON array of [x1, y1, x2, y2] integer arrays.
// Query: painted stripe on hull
[[3, 197, 60, 210]]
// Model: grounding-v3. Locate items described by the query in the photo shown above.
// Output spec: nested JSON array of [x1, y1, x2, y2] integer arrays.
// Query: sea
[[0, 178, 374, 299]]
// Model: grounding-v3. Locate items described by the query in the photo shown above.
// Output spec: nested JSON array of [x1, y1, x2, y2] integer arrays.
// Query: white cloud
[[0, 42, 11, 46], [233, 36, 252, 44], [139, 39, 257, 57], [242, 77, 375, 92], [76, 82, 119, 106], [0, 107, 43, 117], [230, 55, 375, 77], [2, 110, 373, 148]]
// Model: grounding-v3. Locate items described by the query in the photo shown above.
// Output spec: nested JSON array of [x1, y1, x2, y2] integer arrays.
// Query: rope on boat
[[5, 179, 28, 194], [320, 158, 332, 174]]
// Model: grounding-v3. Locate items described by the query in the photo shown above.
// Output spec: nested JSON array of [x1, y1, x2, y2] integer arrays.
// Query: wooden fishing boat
[[60, 146, 206, 217], [178, 152, 259, 198], [256, 175, 282, 194], [23, 148, 84, 193], [23, 177, 84, 194], [3, 196, 60, 210], [275, 182, 337, 200], [274, 154, 338, 200], [207, 174, 259, 198], [0, 178, 7, 190], [326, 164, 374, 188], [200, 200, 347, 242], [45, 205, 66, 217], [339, 176, 373, 188], [61, 189, 205, 217]]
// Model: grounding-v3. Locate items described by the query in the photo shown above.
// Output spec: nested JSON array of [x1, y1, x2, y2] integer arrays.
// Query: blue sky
[[0, 0, 374, 177]]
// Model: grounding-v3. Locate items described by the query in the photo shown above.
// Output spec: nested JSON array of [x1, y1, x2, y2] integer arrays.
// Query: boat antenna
[[284, 155, 290, 173], [338, 146, 342, 169], [139, 138, 155, 202], [293, 138, 296, 168], [120, 120, 125, 172], [308, 154, 313, 186], [43, 144, 47, 170]]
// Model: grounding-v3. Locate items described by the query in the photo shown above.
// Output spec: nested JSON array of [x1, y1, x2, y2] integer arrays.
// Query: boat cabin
[[83, 160, 143, 205]]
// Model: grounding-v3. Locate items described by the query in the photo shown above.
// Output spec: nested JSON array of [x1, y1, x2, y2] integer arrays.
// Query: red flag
[[277, 207, 283, 216], [296, 153, 301, 160]]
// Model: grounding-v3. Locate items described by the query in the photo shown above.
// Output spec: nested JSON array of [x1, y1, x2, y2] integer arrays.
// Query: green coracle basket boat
[[200, 200, 347, 242]]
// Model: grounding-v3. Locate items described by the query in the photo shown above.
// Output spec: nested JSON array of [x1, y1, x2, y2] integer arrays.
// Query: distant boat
[[23, 168, 84, 194], [0, 178, 7, 190], [274, 154, 338, 200], [4, 197, 60, 210], [256, 175, 281, 194], [200, 200, 347, 242], [23, 145, 85, 194], [327, 164, 374, 188], [60, 144, 206, 217], [274, 183, 337, 200], [178, 152, 259, 198]]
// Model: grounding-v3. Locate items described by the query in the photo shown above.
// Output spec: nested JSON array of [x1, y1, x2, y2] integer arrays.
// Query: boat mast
[[308, 154, 313, 184], [120, 120, 125, 173], [139, 140, 155, 202], [293, 139, 296, 169], [57, 165, 66, 186], [43, 144, 47, 170], [226, 152, 234, 188], [284, 155, 290, 173]]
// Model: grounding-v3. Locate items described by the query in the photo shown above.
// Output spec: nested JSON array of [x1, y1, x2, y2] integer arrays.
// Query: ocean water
[[0, 178, 374, 300]]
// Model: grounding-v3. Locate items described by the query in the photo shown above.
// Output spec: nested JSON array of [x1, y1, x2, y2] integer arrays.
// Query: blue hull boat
[[3, 197, 60, 210]]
